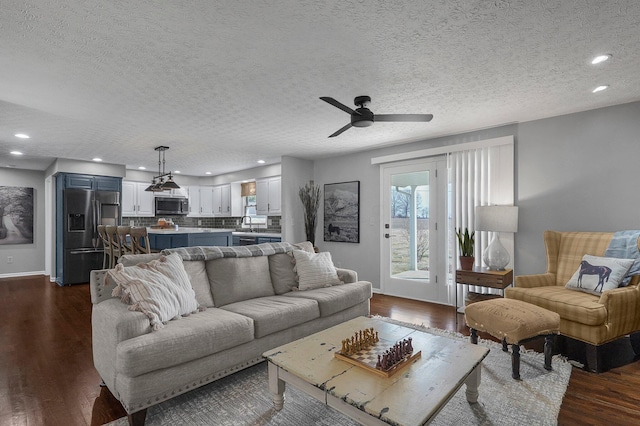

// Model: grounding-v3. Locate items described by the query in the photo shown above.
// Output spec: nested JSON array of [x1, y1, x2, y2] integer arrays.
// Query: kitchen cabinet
[[185, 186, 214, 217], [256, 176, 281, 215], [122, 181, 155, 217], [213, 184, 233, 217], [198, 186, 215, 217], [63, 173, 121, 191], [153, 187, 188, 198], [148, 230, 232, 250], [186, 186, 200, 217]]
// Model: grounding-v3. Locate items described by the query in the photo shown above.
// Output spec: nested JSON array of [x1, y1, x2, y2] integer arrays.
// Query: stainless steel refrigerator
[[62, 189, 120, 285]]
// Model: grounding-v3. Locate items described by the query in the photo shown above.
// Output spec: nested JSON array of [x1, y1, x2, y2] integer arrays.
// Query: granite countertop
[[147, 227, 236, 234]]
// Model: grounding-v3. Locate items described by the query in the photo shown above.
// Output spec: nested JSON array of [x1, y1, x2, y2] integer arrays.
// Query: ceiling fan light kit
[[320, 95, 433, 137], [144, 146, 181, 192]]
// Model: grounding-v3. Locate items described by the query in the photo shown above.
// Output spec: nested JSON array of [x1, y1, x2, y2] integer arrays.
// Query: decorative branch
[[299, 181, 322, 245]]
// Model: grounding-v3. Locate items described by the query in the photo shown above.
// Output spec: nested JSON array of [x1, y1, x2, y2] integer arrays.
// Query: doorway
[[380, 157, 447, 303]]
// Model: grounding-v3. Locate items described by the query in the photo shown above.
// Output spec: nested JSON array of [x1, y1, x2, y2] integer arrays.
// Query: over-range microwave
[[155, 197, 189, 215]]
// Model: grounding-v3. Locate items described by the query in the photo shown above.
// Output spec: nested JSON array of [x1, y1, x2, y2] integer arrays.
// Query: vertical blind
[[448, 141, 514, 307]]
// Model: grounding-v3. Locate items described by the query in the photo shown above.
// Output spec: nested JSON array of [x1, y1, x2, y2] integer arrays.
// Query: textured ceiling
[[1, 1, 639, 175]]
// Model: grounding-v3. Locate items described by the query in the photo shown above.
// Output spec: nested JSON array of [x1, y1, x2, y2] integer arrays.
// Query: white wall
[[0, 168, 46, 277]]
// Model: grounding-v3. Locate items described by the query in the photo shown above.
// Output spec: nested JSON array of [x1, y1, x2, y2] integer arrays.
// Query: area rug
[[107, 317, 572, 426]]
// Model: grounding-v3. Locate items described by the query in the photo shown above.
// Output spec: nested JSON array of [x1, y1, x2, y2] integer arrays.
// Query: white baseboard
[[0, 271, 47, 279]]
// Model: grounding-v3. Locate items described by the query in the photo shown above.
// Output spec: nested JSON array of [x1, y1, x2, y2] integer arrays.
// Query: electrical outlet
[[268, 219, 272, 226], [198, 219, 202, 226], [7, 256, 13, 264], [129, 220, 135, 226], [222, 220, 225, 225]]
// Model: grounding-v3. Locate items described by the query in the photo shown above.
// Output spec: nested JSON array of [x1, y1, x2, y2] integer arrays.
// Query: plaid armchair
[[506, 230, 640, 372]]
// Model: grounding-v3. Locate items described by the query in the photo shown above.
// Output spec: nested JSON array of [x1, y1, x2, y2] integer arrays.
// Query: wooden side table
[[455, 267, 513, 324]]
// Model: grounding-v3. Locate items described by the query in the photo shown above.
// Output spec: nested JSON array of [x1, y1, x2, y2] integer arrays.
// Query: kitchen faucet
[[241, 215, 254, 232]]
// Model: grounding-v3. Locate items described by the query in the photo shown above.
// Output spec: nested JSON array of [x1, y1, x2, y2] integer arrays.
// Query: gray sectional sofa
[[89, 242, 372, 425]]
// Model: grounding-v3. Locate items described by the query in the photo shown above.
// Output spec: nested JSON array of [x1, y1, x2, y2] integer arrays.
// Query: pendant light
[[145, 146, 181, 191]]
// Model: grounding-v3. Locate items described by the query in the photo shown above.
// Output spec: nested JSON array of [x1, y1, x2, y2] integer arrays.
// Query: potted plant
[[298, 181, 321, 246], [456, 227, 475, 270]]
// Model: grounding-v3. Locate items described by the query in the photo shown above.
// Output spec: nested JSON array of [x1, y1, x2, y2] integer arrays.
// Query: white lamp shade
[[475, 206, 519, 233]]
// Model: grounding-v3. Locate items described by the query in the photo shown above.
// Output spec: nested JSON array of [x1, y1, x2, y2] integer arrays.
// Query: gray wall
[[516, 101, 640, 275], [5, 101, 640, 283], [281, 156, 314, 243], [313, 101, 640, 289], [312, 125, 518, 289], [0, 168, 46, 276]]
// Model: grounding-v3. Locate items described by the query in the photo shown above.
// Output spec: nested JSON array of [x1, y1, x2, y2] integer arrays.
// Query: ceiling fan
[[319, 95, 433, 138]]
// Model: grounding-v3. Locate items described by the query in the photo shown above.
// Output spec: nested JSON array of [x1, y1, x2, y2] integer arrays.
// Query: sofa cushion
[[506, 286, 606, 326], [107, 254, 200, 329], [116, 308, 254, 377], [269, 253, 298, 294], [293, 250, 342, 290], [220, 296, 320, 338], [565, 255, 634, 295], [284, 281, 372, 317], [206, 256, 275, 306], [183, 260, 215, 307]]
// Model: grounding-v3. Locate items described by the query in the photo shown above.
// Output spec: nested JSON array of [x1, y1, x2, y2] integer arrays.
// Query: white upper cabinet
[[256, 176, 281, 215], [186, 186, 200, 217], [199, 186, 215, 217], [122, 181, 155, 217]]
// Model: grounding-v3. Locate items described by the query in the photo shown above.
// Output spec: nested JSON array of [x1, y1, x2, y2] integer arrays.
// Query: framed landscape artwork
[[0, 186, 34, 245], [324, 181, 360, 243]]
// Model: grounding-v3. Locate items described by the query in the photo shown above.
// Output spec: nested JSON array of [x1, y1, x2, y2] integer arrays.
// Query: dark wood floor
[[2, 276, 640, 425]]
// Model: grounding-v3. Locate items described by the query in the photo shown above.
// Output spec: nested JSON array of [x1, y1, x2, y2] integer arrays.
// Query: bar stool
[[116, 226, 133, 255], [97, 225, 111, 269], [104, 225, 123, 267], [129, 227, 151, 254]]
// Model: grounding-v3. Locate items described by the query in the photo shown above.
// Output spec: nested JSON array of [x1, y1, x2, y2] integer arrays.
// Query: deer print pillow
[[565, 255, 635, 295]]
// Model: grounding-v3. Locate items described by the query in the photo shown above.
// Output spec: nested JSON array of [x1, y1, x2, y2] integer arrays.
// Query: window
[[242, 195, 267, 227]]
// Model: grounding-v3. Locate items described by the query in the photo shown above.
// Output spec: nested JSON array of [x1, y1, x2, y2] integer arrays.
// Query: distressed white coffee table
[[263, 316, 489, 426]]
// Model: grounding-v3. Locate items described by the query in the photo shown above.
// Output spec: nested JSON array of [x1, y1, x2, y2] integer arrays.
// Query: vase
[[459, 256, 475, 271]]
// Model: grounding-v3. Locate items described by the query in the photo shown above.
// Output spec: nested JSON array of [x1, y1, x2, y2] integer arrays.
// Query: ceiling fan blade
[[374, 114, 434, 122], [328, 123, 353, 138], [320, 97, 360, 115]]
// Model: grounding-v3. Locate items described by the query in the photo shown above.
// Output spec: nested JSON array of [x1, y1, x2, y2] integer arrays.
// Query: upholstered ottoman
[[465, 298, 560, 380]]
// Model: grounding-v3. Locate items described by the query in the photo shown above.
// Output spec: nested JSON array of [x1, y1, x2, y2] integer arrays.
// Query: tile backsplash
[[123, 216, 281, 233]]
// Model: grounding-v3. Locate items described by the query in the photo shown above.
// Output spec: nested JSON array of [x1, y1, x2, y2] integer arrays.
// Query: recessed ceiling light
[[14, 133, 30, 139], [174, 170, 181, 174], [93, 158, 103, 162], [10, 151, 23, 156], [591, 54, 611, 65], [257, 160, 266, 164], [205, 171, 212, 175], [138, 166, 146, 170], [592, 85, 609, 93]]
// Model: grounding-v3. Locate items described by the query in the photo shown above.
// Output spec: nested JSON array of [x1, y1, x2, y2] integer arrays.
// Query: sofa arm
[[515, 273, 556, 288], [90, 269, 117, 305], [336, 268, 358, 284], [598, 285, 640, 337], [92, 298, 150, 387]]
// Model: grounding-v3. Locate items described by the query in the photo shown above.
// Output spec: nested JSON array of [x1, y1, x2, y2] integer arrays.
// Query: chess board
[[334, 338, 422, 378]]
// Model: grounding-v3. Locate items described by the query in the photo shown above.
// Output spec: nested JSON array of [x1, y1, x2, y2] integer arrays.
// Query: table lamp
[[475, 205, 519, 270]]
